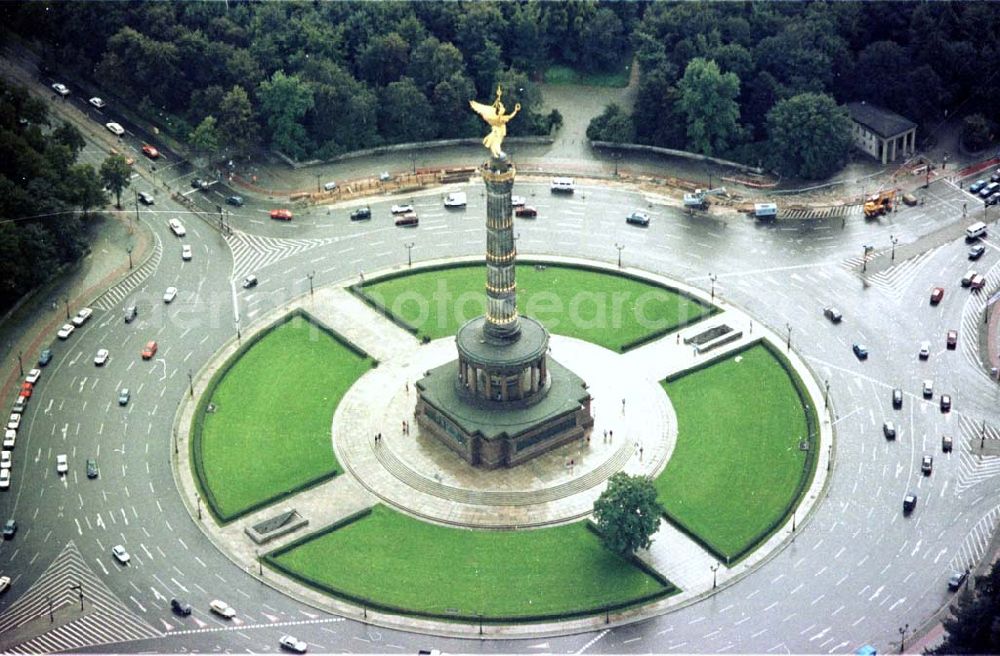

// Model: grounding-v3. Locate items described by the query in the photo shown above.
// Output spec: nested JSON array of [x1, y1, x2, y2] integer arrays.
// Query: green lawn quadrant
[[198, 316, 372, 519], [360, 263, 714, 351], [271, 505, 673, 619], [657, 344, 814, 561]]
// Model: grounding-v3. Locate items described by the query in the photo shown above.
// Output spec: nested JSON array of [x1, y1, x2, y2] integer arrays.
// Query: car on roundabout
[[515, 206, 538, 218], [141, 341, 158, 360], [947, 330, 958, 349], [242, 274, 258, 289], [930, 287, 945, 304], [823, 306, 843, 323], [163, 287, 177, 303], [112, 545, 130, 564], [118, 388, 130, 406], [511, 195, 526, 207], [86, 459, 98, 479], [922, 455, 934, 475], [969, 244, 986, 260], [391, 204, 414, 214], [2, 520, 14, 539], [270, 208, 293, 221], [903, 492, 918, 514], [210, 599, 236, 618], [883, 421, 896, 440], [279, 635, 308, 653], [226, 195, 244, 207], [94, 349, 109, 366], [941, 394, 952, 412], [852, 343, 868, 360], [626, 211, 650, 227], [943, 435, 954, 452], [171, 598, 193, 616], [948, 570, 969, 591], [923, 380, 934, 398], [919, 341, 930, 360], [51, 82, 69, 96], [892, 388, 903, 409], [350, 207, 371, 221], [56, 454, 67, 474], [181, 245, 192, 261]]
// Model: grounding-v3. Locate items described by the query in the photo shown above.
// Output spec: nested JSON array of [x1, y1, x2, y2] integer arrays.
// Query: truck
[[683, 187, 727, 211], [863, 190, 895, 219], [444, 192, 467, 207], [753, 203, 778, 220]]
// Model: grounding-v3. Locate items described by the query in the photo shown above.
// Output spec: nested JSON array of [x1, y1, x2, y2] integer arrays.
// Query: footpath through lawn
[[198, 317, 372, 520], [360, 263, 714, 351], [271, 505, 673, 619], [658, 344, 815, 562]]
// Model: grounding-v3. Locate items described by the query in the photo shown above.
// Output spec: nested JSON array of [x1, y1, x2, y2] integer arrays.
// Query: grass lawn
[[544, 64, 631, 88], [658, 344, 814, 561], [271, 505, 672, 618], [198, 316, 373, 520], [360, 264, 714, 351]]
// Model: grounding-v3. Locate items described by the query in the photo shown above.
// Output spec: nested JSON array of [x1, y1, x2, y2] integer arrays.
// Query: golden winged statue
[[469, 85, 521, 158]]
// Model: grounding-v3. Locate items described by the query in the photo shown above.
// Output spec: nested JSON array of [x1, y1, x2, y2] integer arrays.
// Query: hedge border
[[190, 309, 377, 525], [265, 507, 676, 624], [658, 339, 819, 565], [349, 260, 719, 352]]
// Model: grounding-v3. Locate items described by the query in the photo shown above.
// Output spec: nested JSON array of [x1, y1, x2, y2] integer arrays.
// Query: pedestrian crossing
[[226, 228, 340, 281], [92, 233, 164, 312], [948, 504, 1000, 575], [952, 416, 1000, 496], [0, 541, 161, 653], [840, 247, 939, 300], [776, 205, 858, 221]]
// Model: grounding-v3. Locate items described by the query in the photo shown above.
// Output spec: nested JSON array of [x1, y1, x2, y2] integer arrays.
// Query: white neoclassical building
[[846, 101, 917, 165]]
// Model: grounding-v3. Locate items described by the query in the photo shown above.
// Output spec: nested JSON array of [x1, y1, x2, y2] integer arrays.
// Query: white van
[[550, 177, 575, 193], [444, 192, 467, 207], [966, 222, 987, 241], [169, 219, 187, 237], [322, 181, 337, 191]]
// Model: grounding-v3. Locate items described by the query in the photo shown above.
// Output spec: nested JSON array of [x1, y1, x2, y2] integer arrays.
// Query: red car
[[141, 144, 160, 159], [141, 341, 158, 360], [515, 206, 538, 218], [270, 209, 293, 221], [947, 330, 958, 349], [930, 287, 944, 305], [20, 382, 32, 398]]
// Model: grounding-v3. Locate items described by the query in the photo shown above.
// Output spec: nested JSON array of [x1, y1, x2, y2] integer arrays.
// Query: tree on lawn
[[765, 92, 853, 180], [99, 154, 132, 209], [593, 472, 662, 557]]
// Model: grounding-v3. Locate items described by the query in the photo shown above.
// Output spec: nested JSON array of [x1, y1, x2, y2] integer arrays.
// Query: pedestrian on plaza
[[609, 429, 613, 441], [676, 333, 680, 344], [621, 398, 626, 413], [603, 429, 608, 443], [405, 382, 409, 394], [402, 420, 406, 434], [639, 446, 644, 462], [586, 435, 590, 447]]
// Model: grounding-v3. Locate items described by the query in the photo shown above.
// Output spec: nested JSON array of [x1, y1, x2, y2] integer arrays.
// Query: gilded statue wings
[[469, 99, 501, 123]]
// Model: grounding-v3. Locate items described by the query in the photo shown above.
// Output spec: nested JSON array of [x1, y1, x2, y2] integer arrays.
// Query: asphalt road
[[4, 72, 1000, 655]]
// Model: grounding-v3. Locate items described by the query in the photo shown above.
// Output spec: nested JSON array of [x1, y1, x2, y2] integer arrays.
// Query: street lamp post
[[257, 549, 262, 576], [862, 244, 873, 272], [196, 493, 202, 520], [615, 243, 624, 269], [307, 271, 315, 297], [127, 246, 133, 270], [612, 151, 622, 177], [711, 562, 720, 589], [410, 153, 416, 175], [785, 323, 792, 351], [16, 351, 23, 377], [64, 297, 70, 320], [824, 379, 830, 408], [898, 623, 909, 653], [890, 235, 898, 263], [709, 273, 718, 301], [187, 370, 194, 397], [405, 242, 415, 268]]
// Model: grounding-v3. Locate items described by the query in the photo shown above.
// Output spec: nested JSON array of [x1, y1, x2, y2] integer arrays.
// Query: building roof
[[846, 102, 916, 138]]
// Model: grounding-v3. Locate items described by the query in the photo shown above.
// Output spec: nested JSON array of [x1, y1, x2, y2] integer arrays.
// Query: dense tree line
[[0, 80, 107, 313], [589, 2, 1000, 179], [3, 1, 639, 161]]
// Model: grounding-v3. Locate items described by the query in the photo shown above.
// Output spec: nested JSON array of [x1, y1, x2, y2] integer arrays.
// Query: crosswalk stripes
[[92, 233, 164, 312], [839, 247, 940, 300], [948, 504, 1000, 574], [225, 229, 341, 281], [776, 205, 859, 221], [0, 541, 162, 653], [952, 416, 1000, 496]]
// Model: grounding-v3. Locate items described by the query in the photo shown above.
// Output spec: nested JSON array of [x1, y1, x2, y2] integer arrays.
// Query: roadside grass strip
[[199, 316, 371, 519], [658, 344, 813, 561], [270, 505, 674, 619], [360, 263, 714, 351]]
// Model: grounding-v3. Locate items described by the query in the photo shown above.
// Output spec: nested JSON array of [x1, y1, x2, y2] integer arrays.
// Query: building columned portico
[[846, 101, 917, 165]]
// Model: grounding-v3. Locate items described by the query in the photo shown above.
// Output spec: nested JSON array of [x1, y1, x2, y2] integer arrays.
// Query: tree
[[51, 122, 85, 156], [377, 77, 435, 143], [64, 163, 107, 216], [586, 104, 635, 144], [765, 93, 853, 180], [217, 85, 257, 159], [189, 115, 221, 164], [592, 472, 662, 557], [578, 8, 626, 73], [961, 114, 996, 152], [257, 71, 314, 160], [675, 58, 743, 156], [930, 559, 1000, 654], [358, 32, 410, 87], [99, 154, 132, 209]]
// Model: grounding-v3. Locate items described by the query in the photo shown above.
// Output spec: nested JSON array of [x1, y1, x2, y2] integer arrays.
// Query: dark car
[[38, 349, 53, 366], [242, 275, 258, 289], [191, 178, 209, 190], [853, 343, 868, 360], [930, 287, 944, 304], [943, 435, 953, 452], [970, 180, 988, 194], [823, 306, 843, 323], [515, 206, 538, 218], [171, 598, 193, 616], [969, 244, 986, 260], [947, 330, 958, 349], [350, 207, 372, 221], [226, 195, 244, 207], [625, 211, 650, 227], [2, 519, 15, 539], [941, 394, 952, 412], [903, 492, 917, 513], [948, 570, 969, 591], [922, 455, 934, 475], [883, 421, 897, 440], [892, 388, 903, 409], [86, 459, 98, 479]]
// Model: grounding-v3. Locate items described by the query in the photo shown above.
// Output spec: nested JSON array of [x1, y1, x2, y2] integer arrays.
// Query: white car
[[6, 414, 20, 431], [89, 97, 106, 109], [163, 287, 178, 304], [72, 307, 93, 326], [168, 219, 186, 237], [0, 451, 10, 469], [56, 454, 68, 474], [94, 349, 109, 366], [181, 245, 192, 261], [209, 599, 236, 618], [3, 429, 15, 449], [0, 575, 10, 593], [105, 122, 125, 136], [57, 324, 75, 339], [25, 368, 41, 384], [511, 195, 526, 207], [391, 204, 414, 214], [923, 380, 934, 398], [112, 545, 130, 564], [444, 192, 467, 207], [279, 635, 308, 653], [51, 83, 69, 96], [0, 469, 9, 489]]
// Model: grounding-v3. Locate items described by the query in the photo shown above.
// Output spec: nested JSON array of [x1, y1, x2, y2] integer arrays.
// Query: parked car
[[86, 459, 98, 479], [921, 455, 934, 475], [923, 380, 934, 398], [141, 341, 158, 360], [515, 206, 538, 218], [210, 599, 236, 618], [930, 287, 944, 304], [88, 97, 105, 109], [391, 204, 414, 214], [903, 492, 917, 513], [25, 368, 41, 384], [57, 324, 75, 340], [190, 178, 210, 190], [941, 394, 952, 412], [71, 307, 93, 327], [56, 454, 67, 474], [141, 144, 160, 159], [943, 435, 954, 452], [970, 179, 988, 194], [163, 287, 178, 303], [948, 570, 969, 591], [883, 421, 896, 440], [852, 343, 868, 360], [118, 388, 130, 406], [350, 207, 371, 221], [105, 122, 125, 136], [625, 211, 650, 227], [1, 452, 11, 469], [171, 598, 193, 616], [969, 244, 986, 260], [279, 635, 308, 653], [0, 469, 9, 489], [919, 341, 930, 360], [947, 330, 958, 349], [226, 195, 244, 207], [6, 414, 20, 431], [893, 388, 903, 409], [51, 82, 70, 96], [38, 349, 52, 366], [2, 519, 15, 539], [270, 209, 293, 221], [242, 275, 258, 289], [94, 348, 109, 366], [112, 545, 130, 564], [2, 430, 12, 449], [823, 306, 843, 323]]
